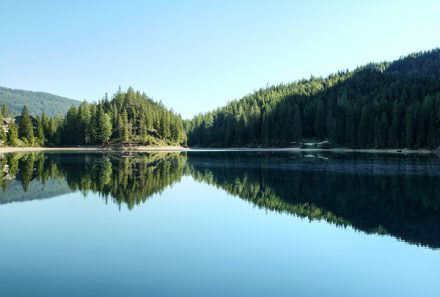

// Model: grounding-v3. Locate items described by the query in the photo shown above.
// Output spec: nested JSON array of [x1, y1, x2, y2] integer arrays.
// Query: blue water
[[0, 152, 438, 296]]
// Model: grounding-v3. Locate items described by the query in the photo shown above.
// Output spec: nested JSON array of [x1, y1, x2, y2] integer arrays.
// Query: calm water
[[0, 151, 439, 297]]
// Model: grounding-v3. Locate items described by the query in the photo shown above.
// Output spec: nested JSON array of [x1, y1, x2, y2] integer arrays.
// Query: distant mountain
[[0, 86, 80, 117]]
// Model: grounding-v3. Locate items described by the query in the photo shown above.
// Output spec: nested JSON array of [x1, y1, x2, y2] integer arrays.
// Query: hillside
[[0, 87, 187, 147], [55, 87, 187, 146], [0, 86, 80, 117], [187, 48, 440, 149]]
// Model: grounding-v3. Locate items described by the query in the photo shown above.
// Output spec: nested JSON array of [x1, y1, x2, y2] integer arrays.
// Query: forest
[[187, 49, 440, 149], [2, 49, 440, 149], [0, 87, 187, 147]]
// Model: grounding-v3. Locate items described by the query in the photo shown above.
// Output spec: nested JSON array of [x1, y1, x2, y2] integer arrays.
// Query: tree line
[[186, 49, 440, 149], [2, 49, 440, 149], [0, 87, 187, 147]]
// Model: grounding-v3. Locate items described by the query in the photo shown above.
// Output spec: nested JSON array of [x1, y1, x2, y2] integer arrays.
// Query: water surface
[[0, 152, 439, 296]]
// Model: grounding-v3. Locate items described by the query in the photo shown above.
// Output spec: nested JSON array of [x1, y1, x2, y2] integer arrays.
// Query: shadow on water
[[1, 151, 440, 249]]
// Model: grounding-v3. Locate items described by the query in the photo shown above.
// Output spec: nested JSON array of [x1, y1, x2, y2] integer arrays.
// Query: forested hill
[[53, 87, 187, 146], [187, 48, 440, 149], [0, 86, 80, 117], [1, 87, 186, 147]]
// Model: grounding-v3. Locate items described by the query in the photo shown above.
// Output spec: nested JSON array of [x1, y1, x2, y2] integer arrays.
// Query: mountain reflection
[[1, 151, 440, 249]]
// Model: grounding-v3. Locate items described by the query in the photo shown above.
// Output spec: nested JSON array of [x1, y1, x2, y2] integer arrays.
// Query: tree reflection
[[187, 152, 440, 249], [1, 151, 440, 249]]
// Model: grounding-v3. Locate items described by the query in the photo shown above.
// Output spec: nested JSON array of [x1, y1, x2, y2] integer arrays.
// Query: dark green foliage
[[4, 87, 186, 147], [2, 151, 440, 248], [1, 104, 9, 117], [187, 49, 440, 149], [93, 106, 112, 145], [0, 152, 186, 210], [0, 87, 80, 117], [18, 106, 34, 145], [7, 122, 19, 146], [187, 152, 440, 248], [292, 104, 302, 141], [35, 116, 45, 146], [57, 87, 187, 146], [0, 113, 5, 142]]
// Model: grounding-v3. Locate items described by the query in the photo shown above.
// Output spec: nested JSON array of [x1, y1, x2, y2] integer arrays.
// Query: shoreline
[[187, 147, 439, 154], [0, 146, 186, 154], [0, 146, 439, 155]]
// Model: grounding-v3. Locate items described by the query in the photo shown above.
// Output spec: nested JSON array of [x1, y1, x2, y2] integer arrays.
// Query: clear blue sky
[[1, 0, 439, 118]]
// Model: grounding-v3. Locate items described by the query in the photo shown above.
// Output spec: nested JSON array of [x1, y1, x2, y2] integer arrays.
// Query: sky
[[1, 0, 440, 119]]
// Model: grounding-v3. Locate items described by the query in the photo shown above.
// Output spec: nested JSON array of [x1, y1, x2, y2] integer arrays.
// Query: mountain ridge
[[0, 86, 80, 117]]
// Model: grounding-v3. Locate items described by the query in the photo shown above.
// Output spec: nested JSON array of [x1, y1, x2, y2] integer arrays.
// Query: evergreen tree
[[94, 107, 112, 145], [1, 104, 8, 117], [388, 102, 402, 147], [18, 106, 34, 146], [357, 107, 370, 148], [7, 122, 18, 146], [292, 104, 302, 141], [36, 117, 45, 146], [314, 100, 326, 140], [78, 101, 92, 144], [0, 113, 6, 144], [326, 110, 337, 144], [376, 112, 388, 148]]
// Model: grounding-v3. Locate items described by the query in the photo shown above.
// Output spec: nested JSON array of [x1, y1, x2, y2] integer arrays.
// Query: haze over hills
[[0, 86, 80, 117]]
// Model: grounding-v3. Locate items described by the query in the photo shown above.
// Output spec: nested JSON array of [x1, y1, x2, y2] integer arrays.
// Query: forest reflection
[[0, 152, 186, 209], [1, 151, 440, 249]]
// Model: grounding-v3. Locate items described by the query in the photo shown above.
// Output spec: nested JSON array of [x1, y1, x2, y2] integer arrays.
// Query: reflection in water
[[0, 152, 186, 209], [1, 151, 440, 249]]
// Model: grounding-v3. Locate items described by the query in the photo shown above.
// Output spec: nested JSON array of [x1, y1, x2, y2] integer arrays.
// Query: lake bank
[[188, 147, 439, 155], [1, 146, 439, 155], [0, 146, 186, 154]]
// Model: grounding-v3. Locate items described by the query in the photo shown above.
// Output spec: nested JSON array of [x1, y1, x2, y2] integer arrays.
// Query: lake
[[0, 151, 439, 297]]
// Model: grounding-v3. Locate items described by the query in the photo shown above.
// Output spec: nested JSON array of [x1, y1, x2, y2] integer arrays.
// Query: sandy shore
[[0, 146, 186, 154]]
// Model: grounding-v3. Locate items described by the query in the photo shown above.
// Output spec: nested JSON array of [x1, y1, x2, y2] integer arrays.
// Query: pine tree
[[388, 102, 401, 147], [78, 101, 92, 144], [405, 108, 414, 148], [326, 110, 337, 144], [345, 105, 357, 147], [7, 122, 19, 146], [18, 106, 34, 146], [292, 104, 302, 141], [375, 112, 388, 148], [314, 100, 326, 140], [36, 117, 45, 146], [0, 113, 6, 144], [94, 107, 112, 145], [40, 112, 50, 145], [122, 109, 129, 141], [358, 107, 370, 148], [1, 104, 8, 117]]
